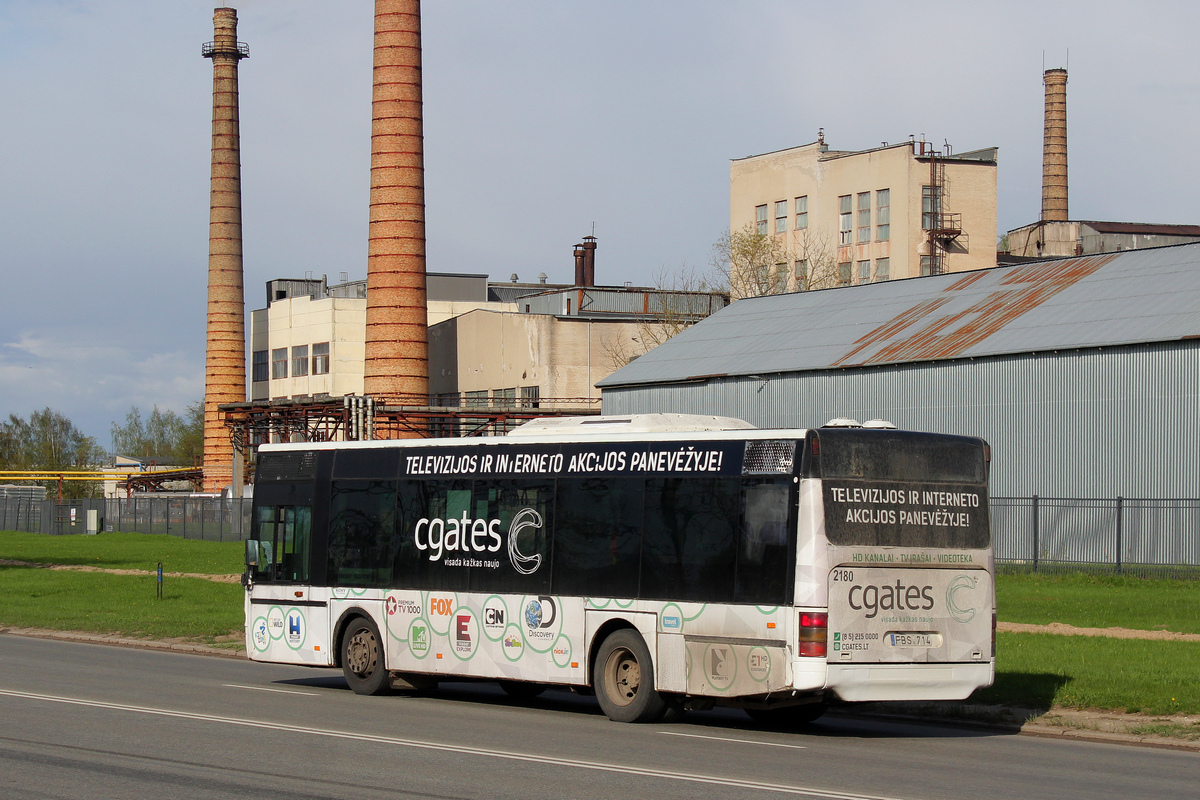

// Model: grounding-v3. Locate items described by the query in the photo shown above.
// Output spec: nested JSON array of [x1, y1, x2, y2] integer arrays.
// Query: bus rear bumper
[[824, 662, 994, 702]]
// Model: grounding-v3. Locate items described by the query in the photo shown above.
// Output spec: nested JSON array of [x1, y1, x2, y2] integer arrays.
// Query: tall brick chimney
[[363, 0, 429, 413], [201, 8, 249, 492], [1042, 67, 1068, 222]]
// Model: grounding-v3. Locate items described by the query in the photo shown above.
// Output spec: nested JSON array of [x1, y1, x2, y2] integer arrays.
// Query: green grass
[[0, 565, 243, 643], [0, 531, 243, 575], [996, 571, 1200, 634], [973, 632, 1200, 716]]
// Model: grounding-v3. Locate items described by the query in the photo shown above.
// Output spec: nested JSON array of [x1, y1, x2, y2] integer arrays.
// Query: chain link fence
[[992, 497, 1200, 578], [0, 495, 251, 542]]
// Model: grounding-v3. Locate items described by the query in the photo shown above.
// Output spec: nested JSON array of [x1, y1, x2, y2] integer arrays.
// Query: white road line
[[221, 684, 319, 696], [659, 731, 807, 749], [0, 688, 901, 800]]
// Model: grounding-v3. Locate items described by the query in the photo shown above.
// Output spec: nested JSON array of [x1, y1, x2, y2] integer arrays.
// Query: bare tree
[[712, 224, 841, 299], [600, 266, 729, 369]]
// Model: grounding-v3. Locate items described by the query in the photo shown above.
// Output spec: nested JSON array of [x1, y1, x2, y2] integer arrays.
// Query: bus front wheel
[[594, 630, 667, 723], [341, 617, 389, 696]]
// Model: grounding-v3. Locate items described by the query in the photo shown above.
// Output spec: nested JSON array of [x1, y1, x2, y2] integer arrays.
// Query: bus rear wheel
[[594, 630, 667, 723], [341, 617, 389, 696]]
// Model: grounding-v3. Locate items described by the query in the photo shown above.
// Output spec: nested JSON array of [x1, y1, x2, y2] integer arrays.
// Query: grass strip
[[0, 565, 243, 643], [997, 571, 1200, 634], [0, 531, 243, 576], [973, 631, 1200, 716]]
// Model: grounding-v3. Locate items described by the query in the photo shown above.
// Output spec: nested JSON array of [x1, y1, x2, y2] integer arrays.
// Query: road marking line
[[659, 731, 807, 749], [0, 689, 901, 800], [221, 684, 319, 696]]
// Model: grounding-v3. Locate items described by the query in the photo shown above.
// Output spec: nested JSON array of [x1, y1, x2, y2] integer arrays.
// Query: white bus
[[243, 413, 994, 724]]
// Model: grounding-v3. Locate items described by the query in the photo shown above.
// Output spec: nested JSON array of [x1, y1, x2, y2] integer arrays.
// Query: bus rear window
[[813, 429, 990, 549]]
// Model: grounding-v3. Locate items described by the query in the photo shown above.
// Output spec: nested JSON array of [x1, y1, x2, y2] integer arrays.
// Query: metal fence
[[992, 497, 1200, 578], [4, 494, 1199, 576], [0, 495, 252, 542]]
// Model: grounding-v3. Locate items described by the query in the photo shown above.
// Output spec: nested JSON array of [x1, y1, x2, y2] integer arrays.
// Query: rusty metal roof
[[598, 243, 1200, 388]]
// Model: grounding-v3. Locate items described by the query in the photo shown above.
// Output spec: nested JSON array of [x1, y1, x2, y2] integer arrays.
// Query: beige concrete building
[[428, 309, 640, 407], [729, 137, 998, 292], [249, 273, 520, 401]]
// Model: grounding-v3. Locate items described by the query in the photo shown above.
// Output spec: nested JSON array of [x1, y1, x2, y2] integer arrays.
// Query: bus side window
[[553, 477, 641, 598], [735, 479, 793, 604], [641, 477, 738, 603]]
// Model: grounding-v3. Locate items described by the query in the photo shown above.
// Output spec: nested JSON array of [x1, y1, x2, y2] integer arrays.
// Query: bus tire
[[594, 629, 667, 723], [341, 617, 389, 696], [745, 701, 828, 728]]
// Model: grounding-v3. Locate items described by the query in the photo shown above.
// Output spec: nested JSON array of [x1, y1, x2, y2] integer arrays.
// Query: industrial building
[[598, 243, 1200, 502], [251, 270, 728, 410], [729, 132, 997, 292], [1002, 67, 1200, 260]]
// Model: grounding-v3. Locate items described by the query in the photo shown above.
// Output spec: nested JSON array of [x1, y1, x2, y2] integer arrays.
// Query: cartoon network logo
[[413, 507, 543, 574]]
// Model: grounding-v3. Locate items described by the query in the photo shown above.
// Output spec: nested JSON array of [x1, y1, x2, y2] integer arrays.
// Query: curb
[[2, 627, 246, 660], [4, 628, 1197, 752]]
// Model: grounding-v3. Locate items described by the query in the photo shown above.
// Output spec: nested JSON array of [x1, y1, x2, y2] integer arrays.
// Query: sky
[[1, 0, 1197, 447]]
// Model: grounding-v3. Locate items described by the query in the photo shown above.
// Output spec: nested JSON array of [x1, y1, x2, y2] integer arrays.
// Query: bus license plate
[[886, 632, 939, 648]]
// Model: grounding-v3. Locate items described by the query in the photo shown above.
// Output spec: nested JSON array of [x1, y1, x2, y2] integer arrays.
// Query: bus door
[[247, 498, 329, 665]]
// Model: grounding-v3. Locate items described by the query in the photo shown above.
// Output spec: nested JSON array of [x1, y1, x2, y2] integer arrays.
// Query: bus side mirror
[[245, 540, 260, 568]]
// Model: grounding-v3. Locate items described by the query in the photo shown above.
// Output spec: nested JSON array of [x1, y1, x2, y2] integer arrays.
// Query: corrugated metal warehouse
[[598, 244, 1200, 502]]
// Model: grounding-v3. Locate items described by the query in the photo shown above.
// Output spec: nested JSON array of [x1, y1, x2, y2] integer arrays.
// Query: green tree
[[111, 403, 202, 466], [0, 408, 105, 498]]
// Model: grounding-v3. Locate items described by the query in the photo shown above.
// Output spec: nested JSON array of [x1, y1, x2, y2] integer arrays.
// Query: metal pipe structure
[[1042, 68, 1068, 222], [364, 0, 429, 421], [202, 8, 249, 492]]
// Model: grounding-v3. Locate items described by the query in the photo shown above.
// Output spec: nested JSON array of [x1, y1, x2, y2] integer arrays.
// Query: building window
[[876, 189, 890, 241], [857, 192, 871, 243], [920, 255, 941, 276], [495, 387, 517, 406], [520, 386, 540, 408], [857, 260, 871, 283], [271, 348, 288, 380], [463, 390, 489, 408], [838, 261, 852, 286], [838, 195, 852, 244], [795, 196, 808, 230], [291, 345, 309, 378], [312, 342, 330, 375], [922, 186, 942, 230], [755, 204, 768, 235], [252, 350, 269, 383], [775, 200, 788, 234], [875, 257, 890, 281], [794, 260, 808, 289]]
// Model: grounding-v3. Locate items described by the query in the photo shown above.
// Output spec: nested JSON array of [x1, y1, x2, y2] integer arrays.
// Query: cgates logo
[[507, 508, 543, 574], [846, 580, 935, 619], [411, 507, 544, 575], [946, 575, 978, 622]]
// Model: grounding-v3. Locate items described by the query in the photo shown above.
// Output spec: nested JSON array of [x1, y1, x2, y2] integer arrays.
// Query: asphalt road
[[0, 635, 1194, 800]]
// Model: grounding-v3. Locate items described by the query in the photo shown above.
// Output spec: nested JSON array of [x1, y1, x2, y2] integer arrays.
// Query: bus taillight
[[798, 611, 828, 657]]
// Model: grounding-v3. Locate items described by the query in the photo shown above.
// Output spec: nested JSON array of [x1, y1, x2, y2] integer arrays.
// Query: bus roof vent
[[257, 450, 317, 482], [822, 417, 860, 428], [508, 413, 756, 437], [862, 419, 897, 429], [743, 440, 796, 474]]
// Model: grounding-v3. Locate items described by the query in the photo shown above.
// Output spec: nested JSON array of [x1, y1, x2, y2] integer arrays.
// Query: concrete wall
[[429, 309, 641, 401]]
